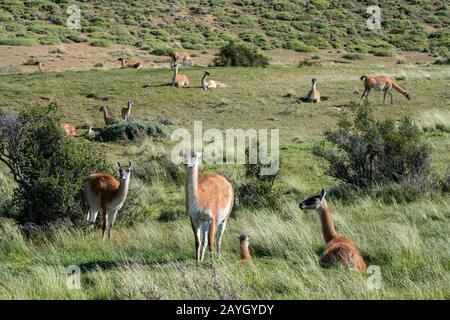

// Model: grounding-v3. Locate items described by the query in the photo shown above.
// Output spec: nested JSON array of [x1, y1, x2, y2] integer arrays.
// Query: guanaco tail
[[360, 75, 411, 105], [80, 161, 132, 240], [299, 189, 367, 272], [184, 151, 234, 262]]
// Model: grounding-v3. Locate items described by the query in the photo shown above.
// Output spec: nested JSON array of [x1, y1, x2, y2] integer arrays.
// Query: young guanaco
[[299, 189, 366, 272], [360, 75, 411, 105]]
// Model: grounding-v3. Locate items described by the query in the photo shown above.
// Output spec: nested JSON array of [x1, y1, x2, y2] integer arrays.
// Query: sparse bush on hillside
[[213, 42, 270, 67], [313, 105, 433, 195], [0, 37, 36, 46], [0, 104, 110, 227]]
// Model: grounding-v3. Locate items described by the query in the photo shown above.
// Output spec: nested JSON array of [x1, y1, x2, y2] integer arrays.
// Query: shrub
[[0, 37, 36, 46], [90, 39, 112, 47], [342, 53, 364, 60], [92, 119, 174, 142], [0, 104, 110, 227], [313, 105, 432, 190], [213, 42, 270, 67], [151, 46, 174, 56]]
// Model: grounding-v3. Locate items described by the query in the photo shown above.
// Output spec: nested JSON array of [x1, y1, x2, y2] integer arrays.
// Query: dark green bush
[[0, 104, 110, 227], [313, 105, 432, 190], [93, 119, 174, 142], [213, 42, 270, 67]]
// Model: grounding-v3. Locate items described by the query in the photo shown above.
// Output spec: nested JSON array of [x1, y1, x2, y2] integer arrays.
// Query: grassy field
[[0, 59, 449, 299]]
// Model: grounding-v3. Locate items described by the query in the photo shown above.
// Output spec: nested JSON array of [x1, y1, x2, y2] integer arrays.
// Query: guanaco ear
[[128, 160, 132, 168], [320, 188, 327, 201], [117, 161, 122, 167]]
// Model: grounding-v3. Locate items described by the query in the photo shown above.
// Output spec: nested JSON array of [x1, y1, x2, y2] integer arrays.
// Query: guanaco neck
[[201, 73, 208, 85], [317, 200, 338, 244], [115, 175, 131, 203], [102, 107, 110, 123], [172, 66, 179, 84], [38, 62, 44, 72], [312, 81, 317, 91], [240, 241, 251, 261], [121, 59, 125, 68], [186, 164, 199, 212]]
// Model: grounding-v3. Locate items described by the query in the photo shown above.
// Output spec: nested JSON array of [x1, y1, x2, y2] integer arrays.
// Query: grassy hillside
[[0, 60, 449, 299], [0, 0, 449, 57]]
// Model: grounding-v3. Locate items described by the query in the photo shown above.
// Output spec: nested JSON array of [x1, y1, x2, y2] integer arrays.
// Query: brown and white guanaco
[[118, 57, 143, 69], [201, 70, 225, 90], [172, 64, 189, 87], [60, 123, 76, 137], [169, 51, 193, 68], [80, 161, 132, 240], [360, 75, 411, 105], [299, 189, 367, 272], [238, 234, 252, 264], [37, 61, 61, 73], [99, 106, 118, 126], [121, 100, 132, 121], [306, 78, 321, 103], [184, 151, 234, 261]]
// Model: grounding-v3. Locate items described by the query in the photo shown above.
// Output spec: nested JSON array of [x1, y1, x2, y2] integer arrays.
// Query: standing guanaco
[[172, 64, 189, 87], [80, 161, 132, 240], [306, 78, 320, 103], [184, 151, 234, 262], [360, 75, 411, 105], [238, 234, 252, 264], [299, 189, 367, 272], [169, 51, 193, 68], [121, 100, 132, 121], [201, 70, 225, 90], [99, 106, 118, 126]]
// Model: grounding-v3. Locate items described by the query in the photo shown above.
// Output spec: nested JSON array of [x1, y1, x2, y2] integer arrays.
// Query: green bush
[[342, 53, 364, 60], [93, 119, 174, 142], [213, 42, 270, 67], [0, 37, 36, 46], [313, 105, 432, 190], [90, 39, 112, 47], [0, 104, 110, 227]]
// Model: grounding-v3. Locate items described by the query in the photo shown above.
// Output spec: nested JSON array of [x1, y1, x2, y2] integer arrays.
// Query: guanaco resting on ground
[[172, 64, 189, 87], [80, 161, 132, 240], [37, 61, 61, 73], [169, 51, 193, 68], [60, 123, 76, 137], [297, 78, 320, 103], [360, 75, 410, 105], [121, 100, 132, 121], [201, 70, 225, 90], [118, 57, 143, 69], [99, 106, 118, 126], [238, 234, 252, 264], [299, 189, 367, 272], [184, 151, 234, 261]]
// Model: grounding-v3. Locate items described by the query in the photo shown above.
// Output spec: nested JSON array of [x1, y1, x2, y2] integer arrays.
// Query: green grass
[[0, 62, 449, 299]]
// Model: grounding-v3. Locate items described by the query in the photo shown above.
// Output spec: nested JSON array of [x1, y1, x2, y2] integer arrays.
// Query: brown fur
[[169, 51, 193, 67], [121, 101, 132, 120], [82, 173, 121, 207], [238, 234, 252, 264], [119, 58, 143, 69], [60, 123, 76, 137], [360, 75, 410, 104], [172, 65, 189, 87], [99, 106, 118, 125], [306, 79, 321, 103], [38, 61, 61, 73]]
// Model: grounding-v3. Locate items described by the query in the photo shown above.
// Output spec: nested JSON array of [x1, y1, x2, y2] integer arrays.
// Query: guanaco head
[[99, 106, 107, 112], [204, 70, 211, 76], [238, 234, 251, 243], [312, 78, 318, 85], [299, 188, 327, 210], [127, 100, 132, 108], [183, 150, 202, 168], [117, 161, 132, 181]]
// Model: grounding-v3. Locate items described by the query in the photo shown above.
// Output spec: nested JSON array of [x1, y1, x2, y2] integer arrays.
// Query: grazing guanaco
[[37, 61, 61, 73], [172, 64, 189, 87], [60, 123, 76, 137], [306, 78, 320, 103], [121, 100, 132, 121], [118, 57, 143, 69], [201, 70, 225, 90], [238, 234, 252, 264], [80, 161, 132, 240], [169, 51, 193, 68], [360, 75, 411, 105], [299, 189, 366, 272], [99, 106, 118, 126], [184, 151, 234, 262]]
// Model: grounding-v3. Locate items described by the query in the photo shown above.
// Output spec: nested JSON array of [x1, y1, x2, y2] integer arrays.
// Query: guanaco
[[201, 70, 225, 90], [60, 123, 76, 137], [238, 234, 252, 264], [84, 127, 96, 138], [172, 64, 189, 87], [360, 75, 411, 105], [184, 151, 234, 261], [37, 61, 61, 73], [306, 78, 320, 103], [169, 51, 193, 68], [99, 106, 118, 126], [80, 161, 132, 240], [121, 100, 132, 121], [299, 189, 366, 272], [118, 57, 143, 69]]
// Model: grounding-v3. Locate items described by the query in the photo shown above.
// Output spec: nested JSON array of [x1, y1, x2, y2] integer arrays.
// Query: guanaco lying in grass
[[238, 234, 252, 264], [172, 64, 189, 87]]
